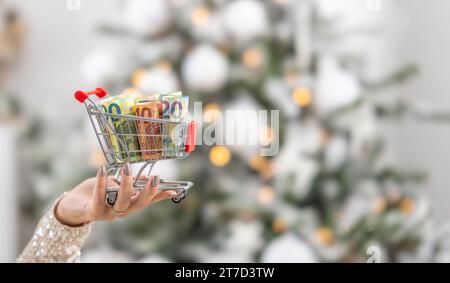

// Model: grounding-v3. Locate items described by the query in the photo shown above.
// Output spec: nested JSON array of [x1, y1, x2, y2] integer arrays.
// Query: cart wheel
[[171, 196, 183, 203], [181, 190, 187, 200], [171, 190, 186, 203]]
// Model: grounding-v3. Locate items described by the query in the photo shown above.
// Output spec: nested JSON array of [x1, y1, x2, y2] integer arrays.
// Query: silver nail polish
[[122, 163, 131, 176], [152, 175, 160, 187], [97, 165, 106, 177]]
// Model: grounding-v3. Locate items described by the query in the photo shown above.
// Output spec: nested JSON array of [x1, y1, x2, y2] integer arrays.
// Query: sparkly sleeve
[[17, 195, 93, 263]]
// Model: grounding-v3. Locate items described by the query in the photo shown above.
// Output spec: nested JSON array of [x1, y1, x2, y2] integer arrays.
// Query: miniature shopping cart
[[74, 87, 197, 204]]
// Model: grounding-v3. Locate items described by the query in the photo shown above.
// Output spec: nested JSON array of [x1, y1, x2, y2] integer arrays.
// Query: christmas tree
[[21, 0, 450, 262]]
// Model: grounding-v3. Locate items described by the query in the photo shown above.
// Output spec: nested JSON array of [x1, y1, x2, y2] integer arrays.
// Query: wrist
[[54, 193, 91, 227]]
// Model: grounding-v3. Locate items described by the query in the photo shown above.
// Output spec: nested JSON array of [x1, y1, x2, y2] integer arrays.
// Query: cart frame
[[75, 88, 196, 204]]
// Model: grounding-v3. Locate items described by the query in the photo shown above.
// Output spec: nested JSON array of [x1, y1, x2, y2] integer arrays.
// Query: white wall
[[390, 0, 450, 223], [5, 0, 118, 117], [0, 125, 17, 262]]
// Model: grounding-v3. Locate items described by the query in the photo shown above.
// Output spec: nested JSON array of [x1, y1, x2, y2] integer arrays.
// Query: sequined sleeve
[[17, 195, 93, 263]]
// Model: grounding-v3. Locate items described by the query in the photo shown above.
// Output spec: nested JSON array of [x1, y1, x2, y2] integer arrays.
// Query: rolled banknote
[[146, 93, 161, 101], [161, 94, 189, 158], [133, 100, 163, 160], [100, 96, 141, 163]]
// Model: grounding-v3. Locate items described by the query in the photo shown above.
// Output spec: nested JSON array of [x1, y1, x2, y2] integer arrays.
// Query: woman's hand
[[54, 163, 178, 227]]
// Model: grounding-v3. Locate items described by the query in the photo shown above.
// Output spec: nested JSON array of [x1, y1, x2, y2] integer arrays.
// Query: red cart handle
[[185, 121, 198, 153], [74, 87, 108, 103]]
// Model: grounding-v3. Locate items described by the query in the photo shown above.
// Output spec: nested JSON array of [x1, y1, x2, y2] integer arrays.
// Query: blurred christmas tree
[[77, 0, 449, 262]]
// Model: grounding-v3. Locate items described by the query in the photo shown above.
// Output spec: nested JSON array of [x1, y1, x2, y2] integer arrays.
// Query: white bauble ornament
[[181, 44, 229, 92], [222, 0, 269, 43], [261, 233, 317, 263], [223, 220, 263, 252], [324, 136, 348, 171], [123, 0, 170, 36], [136, 67, 179, 94], [315, 55, 361, 115], [81, 48, 123, 85]]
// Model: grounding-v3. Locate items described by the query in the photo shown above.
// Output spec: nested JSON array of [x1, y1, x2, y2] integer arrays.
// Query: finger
[[129, 176, 159, 211], [113, 163, 134, 212], [91, 166, 107, 209], [150, 190, 178, 204]]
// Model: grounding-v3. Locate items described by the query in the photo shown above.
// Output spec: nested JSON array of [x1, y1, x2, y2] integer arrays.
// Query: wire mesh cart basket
[[75, 88, 197, 204]]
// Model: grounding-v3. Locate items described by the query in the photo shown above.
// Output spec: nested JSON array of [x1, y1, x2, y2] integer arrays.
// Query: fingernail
[[97, 165, 106, 177], [152, 175, 160, 187], [122, 163, 131, 176]]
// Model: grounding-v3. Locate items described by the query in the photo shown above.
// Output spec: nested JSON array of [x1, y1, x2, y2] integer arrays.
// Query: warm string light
[[242, 48, 263, 69], [131, 61, 172, 87], [257, 186, 275, 205], [209, 145, 231, 167], [260, 164, 274, 179], [156, 60, 172, 71], [259, 126, 273, 146], [314, 227, 334, 246], [203, 103, 222, 123], [131, 68, 147, 87], [249, 155, 274, 180], [400, 197, 415, 215], [191, 6, 211, 26], [249, 155, 267, 171], [272, 217, 287, 233], [292, 86, 313, 108]]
